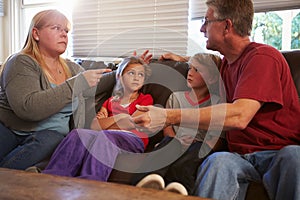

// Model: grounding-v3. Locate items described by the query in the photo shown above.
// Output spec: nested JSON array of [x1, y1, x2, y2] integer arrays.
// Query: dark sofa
[[103, 50, 300, 200], [5, 50, 297, 199]]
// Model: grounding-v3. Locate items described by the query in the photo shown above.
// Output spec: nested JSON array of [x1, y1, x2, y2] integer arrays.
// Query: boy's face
[[121, 63, 145, 93], [187, 61, 210, 90]]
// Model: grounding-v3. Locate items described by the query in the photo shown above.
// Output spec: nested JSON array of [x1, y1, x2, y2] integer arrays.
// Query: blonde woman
[[0, 10, 112, 170]]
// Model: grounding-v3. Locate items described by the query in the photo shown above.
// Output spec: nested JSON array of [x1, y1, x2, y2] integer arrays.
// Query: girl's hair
[[21, 9, 72, 80], [112, 56, 151, 101], [206, 0, 254, 36]]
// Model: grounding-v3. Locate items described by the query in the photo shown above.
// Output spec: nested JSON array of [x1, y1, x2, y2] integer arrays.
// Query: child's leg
[[43, 129, 95, 177], [164, 142, 213, 194], [130, 136, 182, 185], [79, 130, 144, 181]]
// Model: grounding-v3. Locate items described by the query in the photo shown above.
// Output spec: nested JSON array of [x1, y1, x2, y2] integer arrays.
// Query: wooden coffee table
[[0, 168, 211, 200]]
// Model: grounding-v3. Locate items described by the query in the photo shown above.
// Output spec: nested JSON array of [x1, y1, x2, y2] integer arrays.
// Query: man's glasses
[[201, 18, 226, 26]]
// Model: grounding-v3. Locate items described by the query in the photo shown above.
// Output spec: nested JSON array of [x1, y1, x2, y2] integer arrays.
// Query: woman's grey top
[[0, 53, 116, 132]]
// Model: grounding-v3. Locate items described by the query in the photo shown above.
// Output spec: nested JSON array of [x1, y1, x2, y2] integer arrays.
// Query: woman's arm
[[83, 71, 116, 98]]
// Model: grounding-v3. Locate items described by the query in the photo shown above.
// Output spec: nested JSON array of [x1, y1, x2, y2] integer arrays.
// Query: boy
[[133, 53, 226, 195]]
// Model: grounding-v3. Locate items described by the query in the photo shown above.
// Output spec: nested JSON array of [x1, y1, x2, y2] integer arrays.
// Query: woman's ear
[[32, 28, 40, 41]]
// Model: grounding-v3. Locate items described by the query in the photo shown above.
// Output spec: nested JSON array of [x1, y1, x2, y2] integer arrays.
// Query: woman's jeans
[[194, 145, 300, 200], [43, 129, 144, 181], [0, 122, 64, 170]]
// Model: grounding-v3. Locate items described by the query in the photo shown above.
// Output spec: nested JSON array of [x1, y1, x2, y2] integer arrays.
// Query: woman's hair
[[206, 0, 254, 36], [21, 9, 72, 79], [112, 56, 151, 101]]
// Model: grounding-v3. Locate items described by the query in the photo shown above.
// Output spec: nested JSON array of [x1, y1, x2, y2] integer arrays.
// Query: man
[[132, 0, 300, 199]]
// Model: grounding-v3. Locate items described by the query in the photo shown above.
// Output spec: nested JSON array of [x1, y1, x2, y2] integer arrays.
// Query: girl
[[43, 56, 153, 181]]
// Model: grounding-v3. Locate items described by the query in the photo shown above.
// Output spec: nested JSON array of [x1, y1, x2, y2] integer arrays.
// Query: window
[[188, 9, 300, 54], [11, 0, 73, 56], [188, 0, 300, 55], [0, 0, 4, 16], [17, 0, 189, 60], [71, 0, 189, 60], [252, 9, 300, 50], [13, 0, 300, 60]]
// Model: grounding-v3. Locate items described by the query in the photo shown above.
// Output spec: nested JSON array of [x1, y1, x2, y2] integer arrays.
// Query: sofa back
[[281, 50, 300, 101], [139, 60, 189, 149]]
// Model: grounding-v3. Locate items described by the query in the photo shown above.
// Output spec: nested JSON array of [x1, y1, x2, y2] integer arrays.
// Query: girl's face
[[121, 63, 145, 93], [187, 60, 210, 90]]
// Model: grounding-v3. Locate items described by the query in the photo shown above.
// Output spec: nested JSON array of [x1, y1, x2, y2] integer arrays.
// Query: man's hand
[[115, 113, 136, 130], [159, 52, 189, 62], [131, 105, 167, 133]]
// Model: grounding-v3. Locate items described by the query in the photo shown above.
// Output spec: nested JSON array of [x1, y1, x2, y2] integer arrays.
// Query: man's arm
[[132, 98, 262, 132], [159, 52, 190, 62], [163, 126, 176, 137]]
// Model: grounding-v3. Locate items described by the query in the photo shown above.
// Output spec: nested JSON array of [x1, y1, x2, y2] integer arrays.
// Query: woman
[[0, 9, 112, 170], [43, 56, 153, 181]]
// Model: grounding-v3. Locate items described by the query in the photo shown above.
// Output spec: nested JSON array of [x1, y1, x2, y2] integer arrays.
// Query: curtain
[[71, 0, 189, 59], [0, 0, 4, 16]]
